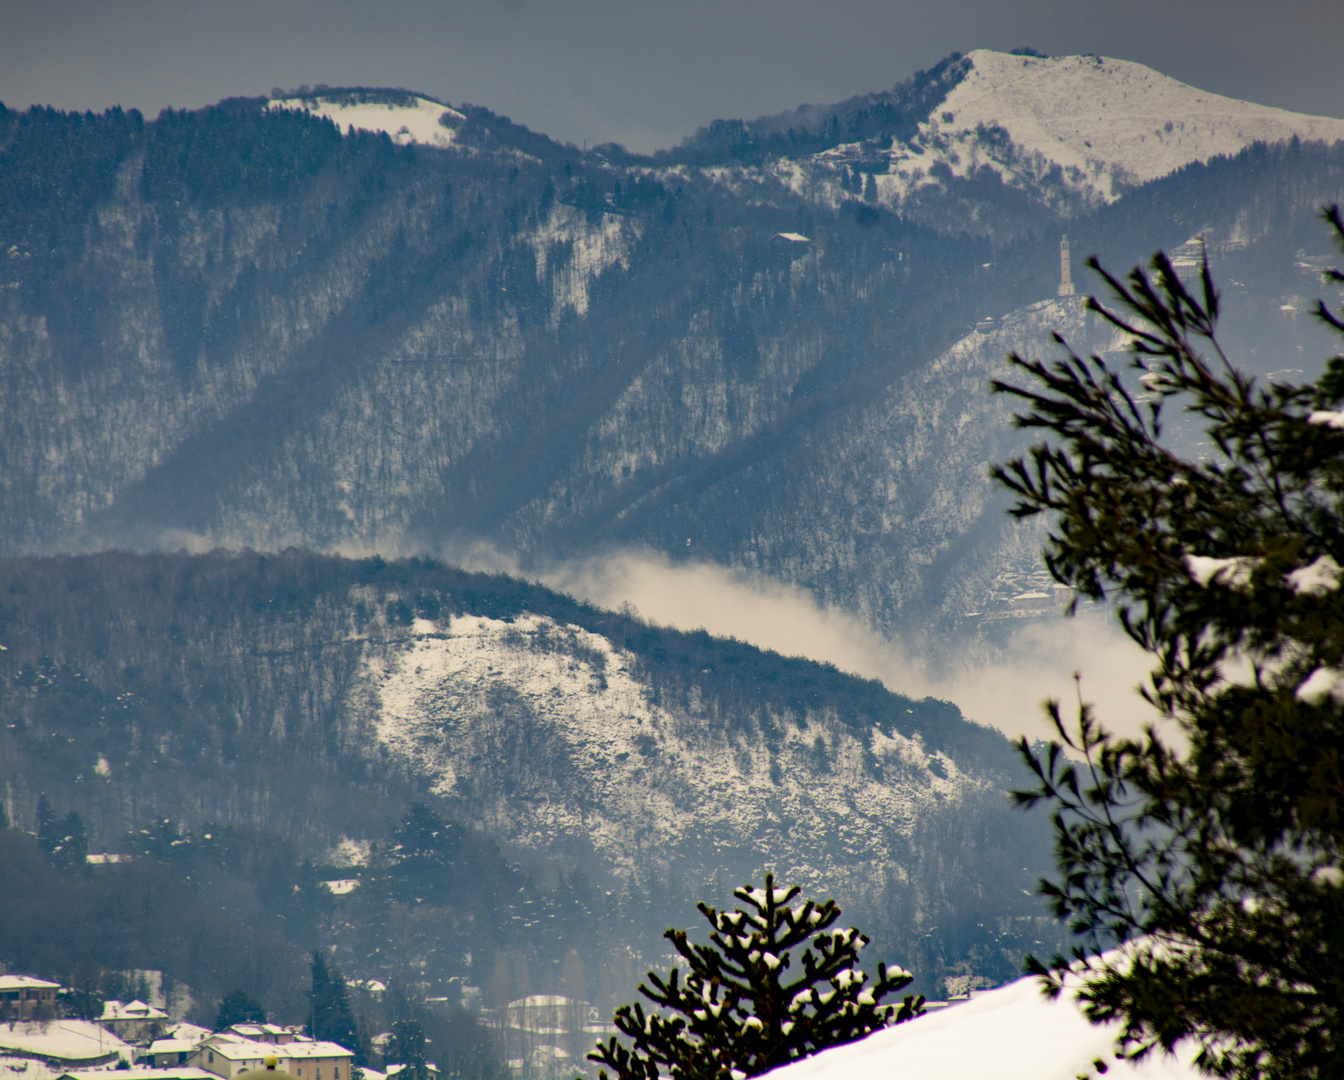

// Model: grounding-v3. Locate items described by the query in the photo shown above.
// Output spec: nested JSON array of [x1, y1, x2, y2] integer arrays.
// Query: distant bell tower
[[1058, 235, 1075, 297]]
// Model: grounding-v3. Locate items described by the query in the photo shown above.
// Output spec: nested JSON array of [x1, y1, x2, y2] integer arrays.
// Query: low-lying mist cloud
[[541, 549, 1162, 746]]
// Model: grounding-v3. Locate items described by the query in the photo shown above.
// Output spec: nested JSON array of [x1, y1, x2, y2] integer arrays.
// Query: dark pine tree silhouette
[[589, 874, 922, 1080], [307, 951, 364, 1064], [217, 988, 268, 1029]]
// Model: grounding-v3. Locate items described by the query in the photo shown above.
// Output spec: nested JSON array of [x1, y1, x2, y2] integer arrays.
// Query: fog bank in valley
[[539, 550, 1160, 746]]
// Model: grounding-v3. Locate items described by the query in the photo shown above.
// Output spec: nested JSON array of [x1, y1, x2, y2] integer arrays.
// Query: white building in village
[[188, 1033, 353, 1080]]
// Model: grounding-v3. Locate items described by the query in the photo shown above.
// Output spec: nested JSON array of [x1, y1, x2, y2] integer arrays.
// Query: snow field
[[267, 95, 466, 149], [938, 51, 1344, 200], [0, 1022, 130, 1064]]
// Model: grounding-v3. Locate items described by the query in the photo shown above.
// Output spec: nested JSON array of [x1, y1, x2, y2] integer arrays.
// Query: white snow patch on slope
[[367, 614, 962, 885], [268, 95, 466, 149], [528, 205, 638, 322], [764, 964, 1199, 1080], [897, 50, 1344, 205]]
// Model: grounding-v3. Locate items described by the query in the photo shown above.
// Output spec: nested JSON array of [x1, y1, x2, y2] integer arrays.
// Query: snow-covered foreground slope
[[268, 92, 466, 147], [765, 965, 1199, 1080], [365, 614, 968, 890]]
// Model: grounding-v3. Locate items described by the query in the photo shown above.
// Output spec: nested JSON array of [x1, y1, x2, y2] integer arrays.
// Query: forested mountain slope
[[1, 57, 1341, 632], [0, 552, 1047, 1000]]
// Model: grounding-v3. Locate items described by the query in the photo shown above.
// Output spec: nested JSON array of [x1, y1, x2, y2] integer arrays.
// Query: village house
[[189, 1034, 353, 1080], [98, 999, 169, 1044], [283, 1038, 356, 1080], [383, 1064, 440, 1080], [0, 976, 60, 1020], [144, 1038, 201, 1067]]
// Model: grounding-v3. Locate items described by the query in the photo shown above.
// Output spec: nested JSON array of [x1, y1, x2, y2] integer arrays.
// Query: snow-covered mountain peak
[[902, 49, 1344, 204], [267, 90, 466, 149], [745, 50, 1344, 224]]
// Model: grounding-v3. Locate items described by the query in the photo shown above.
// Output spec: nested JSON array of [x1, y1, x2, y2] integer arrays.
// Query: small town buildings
[[190, 1037, 284, 1080], [145, 1038, 202, 1067], [0, 976, 61, 1020], [383, 1064, 440, 1080], [163, 1023, 214, 1045], [1008, 590, 1054, 613], [283, 1038, 356, 1080], [98, 1000, 169, 1043], [493, 995, 614, 1078], [189, 1035, 353, 1080]]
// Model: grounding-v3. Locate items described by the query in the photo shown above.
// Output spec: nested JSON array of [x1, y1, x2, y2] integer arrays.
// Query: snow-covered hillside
[[765, 963, 1199, 1080], [754, 50, 1344, 217], [268, 91, 466, 148], [366, 613, 968, 890], [918, 50, 1344, 201]]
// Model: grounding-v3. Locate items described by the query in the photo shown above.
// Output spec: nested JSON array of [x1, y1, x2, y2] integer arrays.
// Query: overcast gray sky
[[3, 0, 1342, 154]]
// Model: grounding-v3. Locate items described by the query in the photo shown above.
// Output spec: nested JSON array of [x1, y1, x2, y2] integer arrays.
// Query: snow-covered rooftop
[[227, 1025, 293, 1040], [148, 1040, 201, 1054], [763, 965, 1199, 1080], [0, 977, 60, 992], [282, 1043, 354, 1060], [267, 93, 466, 150], [163, 1025, 212, 1045], [101, 1000, 167, 1021]]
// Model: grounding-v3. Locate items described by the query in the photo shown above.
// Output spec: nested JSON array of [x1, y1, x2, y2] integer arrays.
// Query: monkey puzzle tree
[[991, 208, 1344, 1079], [588, 874, 923, 1080]]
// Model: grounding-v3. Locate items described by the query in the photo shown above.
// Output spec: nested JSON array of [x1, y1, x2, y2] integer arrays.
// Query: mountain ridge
[[1, 55, 1342, 631], [0, 550, 1051, 997]]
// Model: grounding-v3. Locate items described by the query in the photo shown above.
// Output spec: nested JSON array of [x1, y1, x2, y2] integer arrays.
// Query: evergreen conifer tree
[[217, 988, 268, 1029], [990, 207, 1344, 1079], [50, 810, 88, 871], [387, 1018, 428, 1078], [588, 874, 922, 1080], [308, 951, 365, 1064]]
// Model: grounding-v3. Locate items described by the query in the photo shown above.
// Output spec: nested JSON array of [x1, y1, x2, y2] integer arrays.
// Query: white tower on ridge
[[1058, 235, 1075, 297], [1053, 235, 1075, 296]]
